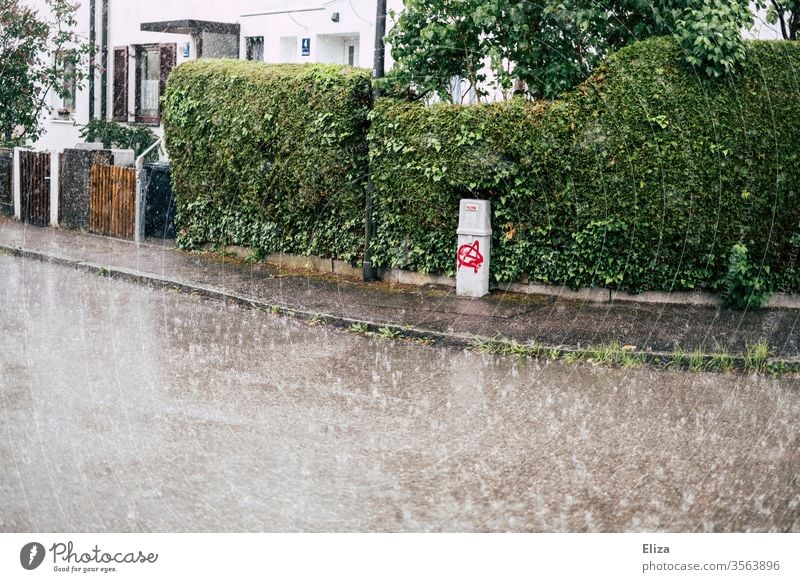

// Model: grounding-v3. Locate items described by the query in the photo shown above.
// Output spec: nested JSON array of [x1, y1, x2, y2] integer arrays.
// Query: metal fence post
[[49, 150, 59, 226], [12, 147, 22, 221]]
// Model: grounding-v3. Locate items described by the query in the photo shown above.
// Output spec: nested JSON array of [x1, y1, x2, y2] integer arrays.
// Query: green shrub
[[79, 119, 158, 159], [719, 243, 770, 309], [369, 38, 800, 297], [162, 60, 372, 261]]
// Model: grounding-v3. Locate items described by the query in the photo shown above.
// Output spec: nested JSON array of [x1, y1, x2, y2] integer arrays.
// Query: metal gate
[[89, 165, 136, 240], [19, 150, 50, 226]]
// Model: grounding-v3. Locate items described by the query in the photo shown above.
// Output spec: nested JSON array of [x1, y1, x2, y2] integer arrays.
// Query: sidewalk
[[1, 216, 797, 360]]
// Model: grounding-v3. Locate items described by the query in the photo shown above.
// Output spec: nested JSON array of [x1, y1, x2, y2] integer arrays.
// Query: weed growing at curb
[[344, 322, 433, 345], [562, 349, 584, 364], [687, 348, 705, 372], [586, 342, 645, 368], [669, 346, 686, 370], [744, 340, 770, 373], [764, 360, 800, 375], [377, 326, 404, 340], [707, 349, 734, 373], [347, 322, 369, 334], [460, 335, 799, 375], [469, 337, 546, 357]]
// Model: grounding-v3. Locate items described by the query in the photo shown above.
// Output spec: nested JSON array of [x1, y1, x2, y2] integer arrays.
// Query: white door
[[344, 40, 359, 66]]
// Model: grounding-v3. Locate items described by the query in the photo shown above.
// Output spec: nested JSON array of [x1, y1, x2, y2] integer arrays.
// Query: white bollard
[[456, 199, 492, 297]]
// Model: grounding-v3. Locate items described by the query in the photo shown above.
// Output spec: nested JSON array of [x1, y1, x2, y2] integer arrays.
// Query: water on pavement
[[0, 255, 797, 532]]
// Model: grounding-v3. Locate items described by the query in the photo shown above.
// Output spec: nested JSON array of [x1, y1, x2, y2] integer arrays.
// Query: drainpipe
[[363, 0, 387, 282], [100, 0, 108, 120], [89, 0, 95, 119]]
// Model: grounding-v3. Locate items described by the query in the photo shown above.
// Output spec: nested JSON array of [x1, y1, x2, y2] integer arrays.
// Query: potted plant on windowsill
[[56, 108, 71, 120]]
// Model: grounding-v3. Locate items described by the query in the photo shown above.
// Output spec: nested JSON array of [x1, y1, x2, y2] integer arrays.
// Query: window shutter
[[158, 43, 177, 116], [112, 47, 128, 121]]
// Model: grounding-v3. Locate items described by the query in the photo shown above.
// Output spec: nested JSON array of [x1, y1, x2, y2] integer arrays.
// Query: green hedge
[[369, 38, 800, 295], [162, 60, 371, 261]]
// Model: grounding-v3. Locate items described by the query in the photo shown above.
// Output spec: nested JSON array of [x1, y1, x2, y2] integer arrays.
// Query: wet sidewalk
[[1, 216, 797, 359]]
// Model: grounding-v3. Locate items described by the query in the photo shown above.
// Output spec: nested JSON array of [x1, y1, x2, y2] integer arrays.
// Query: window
[[54, 51, 77, 116], [245, 36, 264, 61], [134, 43, 176, 124]]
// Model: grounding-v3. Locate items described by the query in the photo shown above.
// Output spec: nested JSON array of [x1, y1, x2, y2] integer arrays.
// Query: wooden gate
[[89, 165, 136, 240], [20, 150, 50, 226]]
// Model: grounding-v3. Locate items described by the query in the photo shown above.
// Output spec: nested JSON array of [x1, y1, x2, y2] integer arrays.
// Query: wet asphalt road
[[0, 255, 797, 532]]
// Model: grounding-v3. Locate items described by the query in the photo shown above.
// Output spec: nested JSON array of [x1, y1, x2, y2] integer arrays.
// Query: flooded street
[[0, 255, 797, 532]]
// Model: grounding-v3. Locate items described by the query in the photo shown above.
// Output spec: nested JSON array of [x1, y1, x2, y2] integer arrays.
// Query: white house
[[29, 0, 403, 153], [25, 0, 786, 153], [238, 0, 402, 69]]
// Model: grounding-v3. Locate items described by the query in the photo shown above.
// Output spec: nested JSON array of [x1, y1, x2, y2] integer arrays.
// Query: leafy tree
[[386, 0, 757, 102], [0, 0, 93, 146], [758, 0, 800, 39], [672, 0, 755, 77]]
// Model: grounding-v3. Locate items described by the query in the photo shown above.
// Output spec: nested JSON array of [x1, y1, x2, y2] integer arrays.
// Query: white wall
[[239, 0, 403, 69]]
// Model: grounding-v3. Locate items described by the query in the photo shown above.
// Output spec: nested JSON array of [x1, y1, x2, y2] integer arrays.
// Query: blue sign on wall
[[301, 38, 311, 56], [183, 42, 190, 58]]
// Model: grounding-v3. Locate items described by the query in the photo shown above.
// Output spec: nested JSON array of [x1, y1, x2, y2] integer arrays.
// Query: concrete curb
[[3, 243, 799, 372]]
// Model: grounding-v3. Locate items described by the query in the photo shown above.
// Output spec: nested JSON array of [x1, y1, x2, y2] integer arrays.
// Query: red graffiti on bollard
[[457, 240, 484, 273]]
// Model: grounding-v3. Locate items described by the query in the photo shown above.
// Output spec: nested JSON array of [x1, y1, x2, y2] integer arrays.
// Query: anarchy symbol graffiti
[[457, 240, 484, 273]]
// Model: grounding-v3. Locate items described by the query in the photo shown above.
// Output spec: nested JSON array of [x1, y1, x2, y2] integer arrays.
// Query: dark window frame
[[134, 42, 176, 125]]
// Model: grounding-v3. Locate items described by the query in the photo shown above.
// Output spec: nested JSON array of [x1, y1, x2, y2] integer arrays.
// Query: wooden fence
[[89, 164, 136, 240]]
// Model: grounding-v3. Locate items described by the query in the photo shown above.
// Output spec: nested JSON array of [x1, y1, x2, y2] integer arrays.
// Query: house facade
[[25, 0, 783, 154], [30, 0, 403, 153]]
